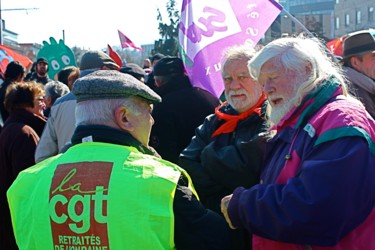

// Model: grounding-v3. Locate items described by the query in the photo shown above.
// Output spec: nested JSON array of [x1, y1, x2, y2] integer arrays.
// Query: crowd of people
[[0, 30, 374, 249]]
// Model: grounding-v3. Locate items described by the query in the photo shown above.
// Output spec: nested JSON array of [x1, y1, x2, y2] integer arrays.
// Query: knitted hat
[[79, 51, 120, 70], [153, 57, 185, 76], [342, 31, 375, 60], [72, 70, 161, 104]]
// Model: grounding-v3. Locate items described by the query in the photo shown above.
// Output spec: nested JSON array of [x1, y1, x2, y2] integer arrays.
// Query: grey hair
[[44, 81, 70, 103], [248, 35, 347, 106], [75, 96, 142, 127], [220, 44, 260, 75]]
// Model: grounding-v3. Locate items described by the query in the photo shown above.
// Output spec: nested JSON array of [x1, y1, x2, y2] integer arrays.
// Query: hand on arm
[[221, 194, 236, 229]]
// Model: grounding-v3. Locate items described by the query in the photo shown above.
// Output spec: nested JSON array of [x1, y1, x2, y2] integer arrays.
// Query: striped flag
[[178, 0, 283, 98], [118, 30, 144, 52]]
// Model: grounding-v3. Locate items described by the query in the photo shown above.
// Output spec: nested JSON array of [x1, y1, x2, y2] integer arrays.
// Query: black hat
[[80, 51, 119, 70], [150, 53, 165, 63], [153, 57, 185, 76], [72, 70, 161, 104], [342, 31, 375, 60], [37, 57, 48, 65], [119, 63, 145, 79]]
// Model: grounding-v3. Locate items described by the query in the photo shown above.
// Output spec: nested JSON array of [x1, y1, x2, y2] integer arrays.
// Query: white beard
[[269, 99, 296, 125], [226, 87, 262, 113], [227, 89, 252, 111]]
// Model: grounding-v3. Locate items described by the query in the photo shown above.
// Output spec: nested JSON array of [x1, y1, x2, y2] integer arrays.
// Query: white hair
[[75, 96, 142, 127], [44, 81, 70, 103], [248, 35, 347, 107], [220, 44, 259, 75]]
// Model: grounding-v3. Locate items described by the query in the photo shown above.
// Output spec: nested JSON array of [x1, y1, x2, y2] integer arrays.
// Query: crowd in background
[[0, 30, 374, 249]]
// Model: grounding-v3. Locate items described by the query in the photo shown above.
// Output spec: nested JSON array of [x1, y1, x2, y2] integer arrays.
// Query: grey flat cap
[[72, 70, 161, 104], [79, 51, 120, 70]]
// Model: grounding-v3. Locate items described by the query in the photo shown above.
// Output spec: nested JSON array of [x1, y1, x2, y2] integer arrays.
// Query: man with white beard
[[221, 36, 375, 249], [179, 44, 273, 250]]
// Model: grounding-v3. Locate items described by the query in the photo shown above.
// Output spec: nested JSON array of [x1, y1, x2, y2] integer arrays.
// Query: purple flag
[[178, 0, 283, 98]]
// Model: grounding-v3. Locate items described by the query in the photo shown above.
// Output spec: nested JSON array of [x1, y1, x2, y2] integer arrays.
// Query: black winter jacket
[[150, 75, 220, 164], [179, 101, 272, 250]]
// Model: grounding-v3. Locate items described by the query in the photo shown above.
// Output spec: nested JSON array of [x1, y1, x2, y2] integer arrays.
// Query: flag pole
[[281, 9, 338, 61], [282, 9, 313, 35]]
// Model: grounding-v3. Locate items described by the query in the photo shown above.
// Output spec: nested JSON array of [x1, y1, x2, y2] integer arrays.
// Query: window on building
[[345, 14, 350, 26], [369, 7, 374, 22], [335, 17, 340, 29], [356, 10, 361, 24]]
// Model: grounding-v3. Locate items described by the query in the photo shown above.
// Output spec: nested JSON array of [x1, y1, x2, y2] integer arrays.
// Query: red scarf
[[211, 92, 267, 138]]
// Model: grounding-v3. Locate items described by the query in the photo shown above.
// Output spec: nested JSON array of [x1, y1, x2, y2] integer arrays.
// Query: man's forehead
[[260, 68, 282, 75], [260, 61, 284, 73]]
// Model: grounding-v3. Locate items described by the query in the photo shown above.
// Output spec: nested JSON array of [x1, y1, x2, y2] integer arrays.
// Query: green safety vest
[[8, 142, 196, 250]]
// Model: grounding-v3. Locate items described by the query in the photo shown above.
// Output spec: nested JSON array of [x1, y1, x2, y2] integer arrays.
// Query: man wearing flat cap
[[341, 30, 375, 118], [35, 50, 120, 163], [7, 70, 230, 250]]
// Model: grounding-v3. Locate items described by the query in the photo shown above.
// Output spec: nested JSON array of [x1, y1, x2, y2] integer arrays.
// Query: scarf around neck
[[273, 76, 342, 132], [211, 92, 266, 138]]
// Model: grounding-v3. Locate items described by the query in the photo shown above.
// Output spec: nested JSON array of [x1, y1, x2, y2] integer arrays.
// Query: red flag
[[0, 44, 33, 75], [326, 36, 347, 57], [118, 30, 144, 52], [107, 44, 123, 68]]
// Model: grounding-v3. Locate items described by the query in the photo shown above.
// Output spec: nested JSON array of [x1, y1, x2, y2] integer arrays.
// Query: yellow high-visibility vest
[[8, 142, 195, 250]]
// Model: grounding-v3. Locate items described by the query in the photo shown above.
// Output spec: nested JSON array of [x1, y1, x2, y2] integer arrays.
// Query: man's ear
[[114, 106, 134, 132], [350, 56, 361, 71]]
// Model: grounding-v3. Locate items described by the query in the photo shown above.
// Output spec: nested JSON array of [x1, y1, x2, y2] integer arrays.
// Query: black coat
[[179, 101, 272, 250], [0, 109, 46, 250], [150, 75, 220, 164], [0, 79, 13, 126], [24, 72, 51, 85]]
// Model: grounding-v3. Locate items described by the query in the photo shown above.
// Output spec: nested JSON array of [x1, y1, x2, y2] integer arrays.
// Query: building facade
[[265, 0, 374, 43], [334, 0, 375, 37]]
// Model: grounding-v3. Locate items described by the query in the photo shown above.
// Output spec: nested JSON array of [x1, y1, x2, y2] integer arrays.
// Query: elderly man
[[43, 80, 70, 117], [179, 45, 272, 250], [341, 30, 375, 118], [7, 70, 230, 249], [221, 36, 375, 249], [35, 51, 119, 163]]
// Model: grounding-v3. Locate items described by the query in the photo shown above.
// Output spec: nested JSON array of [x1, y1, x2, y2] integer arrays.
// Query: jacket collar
[[71, 124, 155, 155], [4, 109, 47, 136], [274, 76, 343, 131]]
